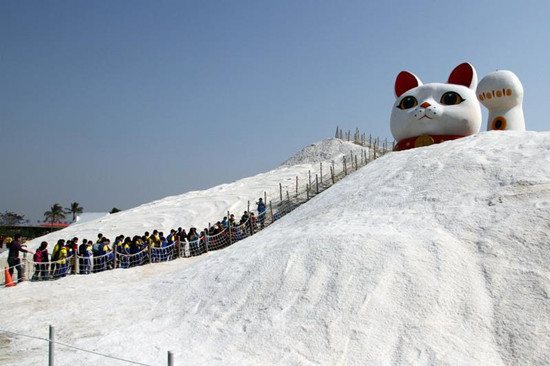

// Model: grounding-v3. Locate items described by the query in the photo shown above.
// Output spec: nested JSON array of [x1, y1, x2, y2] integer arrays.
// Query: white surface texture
[[2, 131, 550, 366]]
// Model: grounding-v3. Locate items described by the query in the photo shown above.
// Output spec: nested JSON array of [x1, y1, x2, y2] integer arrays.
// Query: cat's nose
[[421, 102, 431, 108]]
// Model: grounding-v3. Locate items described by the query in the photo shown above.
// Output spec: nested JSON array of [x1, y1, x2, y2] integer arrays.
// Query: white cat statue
[[476, 70, 525, 131], [391, 63, 482, 151]]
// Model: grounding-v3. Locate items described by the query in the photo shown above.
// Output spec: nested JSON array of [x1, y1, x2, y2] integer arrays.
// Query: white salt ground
[[1, 131, 550, 366]]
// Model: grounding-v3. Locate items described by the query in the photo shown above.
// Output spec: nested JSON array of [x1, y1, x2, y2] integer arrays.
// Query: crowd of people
[[4, 198, 268, 284]]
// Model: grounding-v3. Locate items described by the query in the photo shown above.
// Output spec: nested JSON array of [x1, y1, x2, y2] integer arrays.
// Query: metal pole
[[168, 350, 174, 366], [49, 325, 55, 366]]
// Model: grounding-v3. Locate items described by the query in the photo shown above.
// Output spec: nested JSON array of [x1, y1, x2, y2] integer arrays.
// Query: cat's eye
[[440, 92, 464, 105], [397, 96, 418, 110]]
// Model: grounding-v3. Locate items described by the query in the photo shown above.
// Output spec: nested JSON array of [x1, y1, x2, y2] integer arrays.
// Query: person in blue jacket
[[78, 239, 93, 274], [94, 238, 111, 272]]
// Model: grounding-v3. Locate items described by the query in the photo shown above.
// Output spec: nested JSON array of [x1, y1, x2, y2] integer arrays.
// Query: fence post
[[269, 201, 274, 222], [22, 252, 28, 281], [49, 325, 55, 366], [113, 245, 117, 269], [316, 175, 319, 194], [167, 350, 174, 366], [295, 176, 298, 198], [306, 184, 310, 200], [343, 157, 347, 176], [148, 241, 152, 264], [175, 237, 180, 259], [228, 210, 232, 245], [355, 155, 358, 171], [330, 166, 335, 184], [248, 201, 254, 236], [279, 183, 283, 202], [308, 170, 311, 189], [320, 162, 323, 184]]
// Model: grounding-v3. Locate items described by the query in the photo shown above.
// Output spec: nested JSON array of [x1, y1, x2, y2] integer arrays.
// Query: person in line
[[78, 239, 93, 274], [50, 239, 65, 279], [257, 198, 266, 229], [69, 237, 79, 274], [32, 241, 49, 281], [188, 228, 200, 256], [7, 234, 32, 282], [116, 237, 131, 268], [52, 241, 68, 279], [94, 238, 111, 272]]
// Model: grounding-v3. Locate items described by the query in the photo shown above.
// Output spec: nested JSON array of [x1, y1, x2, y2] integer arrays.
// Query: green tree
[[0, 211, 25, 225], [66, 202, 84, 222], [44, 203, 66, 224]]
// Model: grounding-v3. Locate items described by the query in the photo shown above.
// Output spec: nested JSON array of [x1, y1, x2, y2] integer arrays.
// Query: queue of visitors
[[3, 200, 268, 284]]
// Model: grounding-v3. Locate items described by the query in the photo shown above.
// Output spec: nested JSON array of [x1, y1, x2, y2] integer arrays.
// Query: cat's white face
[[390, 63, 482, 143]]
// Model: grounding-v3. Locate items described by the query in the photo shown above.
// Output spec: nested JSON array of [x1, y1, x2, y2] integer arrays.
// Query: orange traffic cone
[[4, 267, 16, 287]]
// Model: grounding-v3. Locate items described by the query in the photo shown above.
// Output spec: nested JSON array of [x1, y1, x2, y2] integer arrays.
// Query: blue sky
[[2, 0, 549, 223]]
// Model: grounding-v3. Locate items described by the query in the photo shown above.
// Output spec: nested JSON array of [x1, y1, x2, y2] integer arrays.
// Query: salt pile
[[2, 131, 549, 366]]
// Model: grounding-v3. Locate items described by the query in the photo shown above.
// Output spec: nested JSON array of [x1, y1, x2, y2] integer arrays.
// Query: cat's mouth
[[418, 114, 433, 120]]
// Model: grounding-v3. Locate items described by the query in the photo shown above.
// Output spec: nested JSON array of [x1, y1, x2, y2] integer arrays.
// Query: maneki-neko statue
[[476, 70, 525, 131], [390, 63, 482, 151]]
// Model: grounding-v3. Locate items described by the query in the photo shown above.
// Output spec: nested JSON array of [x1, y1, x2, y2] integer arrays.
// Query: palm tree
[[67, 202, 84, 222], [44, 203, 66, 225]]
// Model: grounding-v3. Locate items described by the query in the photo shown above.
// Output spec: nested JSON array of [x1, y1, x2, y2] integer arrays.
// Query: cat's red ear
[[448, 63, 477, 89], [395, 71, 422, 98]]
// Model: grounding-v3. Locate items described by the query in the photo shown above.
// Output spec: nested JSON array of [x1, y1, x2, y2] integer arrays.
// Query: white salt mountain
[[2, 131, 550, 366]]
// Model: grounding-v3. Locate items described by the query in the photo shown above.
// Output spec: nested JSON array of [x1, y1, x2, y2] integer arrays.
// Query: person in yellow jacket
[[50, 239, 64, 279], [51, 240, 68, 279]]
